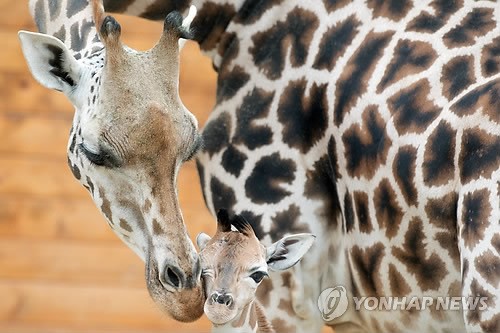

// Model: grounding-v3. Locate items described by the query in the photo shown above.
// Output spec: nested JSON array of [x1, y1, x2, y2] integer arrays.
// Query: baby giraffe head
[[197, 210, 315, 327]]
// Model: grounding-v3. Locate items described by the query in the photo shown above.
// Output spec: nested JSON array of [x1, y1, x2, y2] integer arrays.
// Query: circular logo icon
[[317, 285, 349, 321]]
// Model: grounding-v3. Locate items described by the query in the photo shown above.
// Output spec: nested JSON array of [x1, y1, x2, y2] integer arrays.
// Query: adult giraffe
[[19, 0, 500, 332]]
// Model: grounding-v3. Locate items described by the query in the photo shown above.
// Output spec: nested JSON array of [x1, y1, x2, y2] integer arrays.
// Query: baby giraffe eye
[[249, 271, 268, 283]]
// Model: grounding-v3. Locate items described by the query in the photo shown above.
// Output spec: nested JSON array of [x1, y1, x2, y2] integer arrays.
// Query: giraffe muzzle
[[211, 291, 234, 307]]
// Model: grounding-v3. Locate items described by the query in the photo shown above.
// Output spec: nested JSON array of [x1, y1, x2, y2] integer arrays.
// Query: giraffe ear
[[266, 233, 316, 271], [18, 31, 83, 93], [196, 232, 212, 251]]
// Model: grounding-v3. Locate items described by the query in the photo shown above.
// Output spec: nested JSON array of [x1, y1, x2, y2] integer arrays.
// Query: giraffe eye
[[79, 143, 106, 166], [249, 271, 268, 283], [79, 143, 121, 168]]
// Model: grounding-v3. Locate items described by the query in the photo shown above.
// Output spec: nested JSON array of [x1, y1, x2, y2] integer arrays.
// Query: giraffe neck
[[212, 301, 274, 333], [30, 0, 103, 59]]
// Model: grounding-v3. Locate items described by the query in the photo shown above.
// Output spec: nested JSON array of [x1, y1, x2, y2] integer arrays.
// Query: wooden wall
[[1, 1, 216, 332]]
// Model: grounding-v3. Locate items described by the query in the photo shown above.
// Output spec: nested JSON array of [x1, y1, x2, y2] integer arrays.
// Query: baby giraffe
[[197, 210, 315, 333]]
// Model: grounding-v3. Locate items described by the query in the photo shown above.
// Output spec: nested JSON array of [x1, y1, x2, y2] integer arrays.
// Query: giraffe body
[[20, 0, 500, 332]]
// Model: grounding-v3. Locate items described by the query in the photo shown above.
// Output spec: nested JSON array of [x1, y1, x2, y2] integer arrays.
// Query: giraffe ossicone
[[18, 0, 206, 323], [197, 209, 315, 333]]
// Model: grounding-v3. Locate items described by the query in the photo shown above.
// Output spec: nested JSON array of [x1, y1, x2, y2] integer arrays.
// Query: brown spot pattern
[[451, 79, 500, 124], [343, 106, 392, 178], [234, 0, 284, 24], [426, 192, 460, 269], [378, 40, 436, 92], [255, 278, 273, 307], [392, 218, 447, 291], [374, 179, 403, 239], [250, 7, 319, 79], [334, 31, 394, 125], [429, 189, 457, 221], [278, 80, 329, 153], [423, 120, 456, 186], [99, 187, 113, 224], [388, 79, 440, 135], [474, 250, 500, 287], [388, 263, 411, 296], [459, 129, 500, 184], [313, 15, 361, 71], [467, 278, 495, 325], [271, 318, 296, 333], [353, 191, 372, 233], [192, 3, 236, 52], [278, 298, 295, 317], [304, 140, 342, 227], [270, 204, 309, 241], [351, 243, 385, 296], [441, 55, 475, 100], [443, 8, 496, 48], [119, 219, 133, 232], [393, 146, 418, 206], [367, 0, 412, 22], [152, 218, 165, 235], [481, 36, 500, 77], [322, 0, 350, 12]]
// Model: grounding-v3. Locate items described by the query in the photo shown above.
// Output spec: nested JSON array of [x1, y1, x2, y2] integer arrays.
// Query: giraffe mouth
[[145, 250, 205, 322], [204, 298, 238, 325]]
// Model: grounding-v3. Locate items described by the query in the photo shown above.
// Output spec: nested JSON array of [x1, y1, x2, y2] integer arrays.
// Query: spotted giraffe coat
[[183, 1, 500, 331]]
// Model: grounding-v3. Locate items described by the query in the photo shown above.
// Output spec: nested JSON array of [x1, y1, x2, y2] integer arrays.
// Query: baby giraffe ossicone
[[197, 210, 315, 333]]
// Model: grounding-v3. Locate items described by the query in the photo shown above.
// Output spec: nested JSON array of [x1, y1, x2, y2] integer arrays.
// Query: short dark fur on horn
[[100, 15, 121, 40], [216, 209, 255, 236], [230, 214, 254, 237], [216, 209, 232, 232], [163, 11, 194, 41], [91, 0, 124, 66]]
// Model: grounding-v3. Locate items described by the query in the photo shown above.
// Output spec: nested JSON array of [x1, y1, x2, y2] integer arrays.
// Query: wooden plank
[[0, 239, 143, 287], [0, 71, 73, 115], [0, 196, 117, 242], [0, 2, 35, 30], [0, 112, 70, 157], [179, 42, 217, 128], [0, 156, 208, 200], [0, 156, 85, 198], [0, 281, 211, 332], [0, 194, 214, 243]]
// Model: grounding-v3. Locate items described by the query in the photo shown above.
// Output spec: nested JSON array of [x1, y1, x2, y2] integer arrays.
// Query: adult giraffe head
[[18, 1, 204, 322]]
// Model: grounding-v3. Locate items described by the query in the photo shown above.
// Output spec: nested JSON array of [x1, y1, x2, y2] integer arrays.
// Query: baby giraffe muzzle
[[197, 210, 315, 332]]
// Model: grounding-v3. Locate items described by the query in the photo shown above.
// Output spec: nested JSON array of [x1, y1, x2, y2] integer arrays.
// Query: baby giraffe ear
[[18, 31, 83, 93], [266, 234, 315, 271], [196, 232, 212, 251]]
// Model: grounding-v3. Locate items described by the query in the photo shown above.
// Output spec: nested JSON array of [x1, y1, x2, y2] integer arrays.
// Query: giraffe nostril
[[213, 293, 233, 307], [164, 265, 183, 289]]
